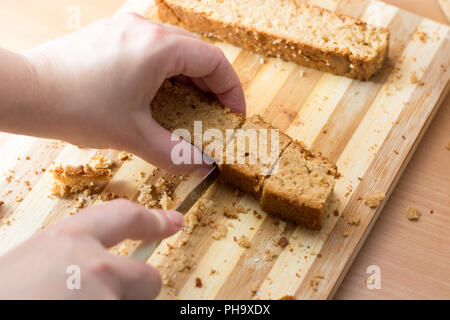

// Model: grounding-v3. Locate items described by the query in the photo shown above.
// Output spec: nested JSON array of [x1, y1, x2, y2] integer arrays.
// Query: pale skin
[[0, 13, 245, 299]]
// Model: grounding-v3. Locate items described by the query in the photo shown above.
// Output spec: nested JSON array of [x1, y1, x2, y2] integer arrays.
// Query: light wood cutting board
[[0, 0, 448, 299]]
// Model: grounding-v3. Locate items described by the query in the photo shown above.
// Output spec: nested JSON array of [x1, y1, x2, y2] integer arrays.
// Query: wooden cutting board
[[0, 0, 448, 299]]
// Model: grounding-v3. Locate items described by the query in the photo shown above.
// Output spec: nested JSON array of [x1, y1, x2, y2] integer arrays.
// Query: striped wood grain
[[0, 0, 448, 299]]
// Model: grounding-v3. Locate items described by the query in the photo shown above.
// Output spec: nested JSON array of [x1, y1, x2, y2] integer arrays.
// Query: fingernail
[[165, 210, 184, 227]]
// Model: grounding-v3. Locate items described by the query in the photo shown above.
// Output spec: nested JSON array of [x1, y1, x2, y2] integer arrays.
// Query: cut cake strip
[[261, 141, 337, 230], [155, 0, 390, 80]]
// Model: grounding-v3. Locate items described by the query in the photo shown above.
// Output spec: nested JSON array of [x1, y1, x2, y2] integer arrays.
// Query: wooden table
[[0, 0, 448, 299]]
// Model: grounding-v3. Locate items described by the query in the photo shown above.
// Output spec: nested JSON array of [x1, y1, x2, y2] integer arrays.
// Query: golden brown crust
[[155, 0, 390, 80]]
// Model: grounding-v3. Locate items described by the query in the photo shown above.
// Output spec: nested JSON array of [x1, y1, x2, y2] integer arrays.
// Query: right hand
[[0, 199, 183, 299], [19, 13, 245, 175]]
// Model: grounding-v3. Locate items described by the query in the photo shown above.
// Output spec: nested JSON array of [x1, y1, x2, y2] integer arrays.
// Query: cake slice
[[155, 0, 389, 80], [219, 115, 291, 198], [261, 141, 337, 230], [150, 80, 244, 156]]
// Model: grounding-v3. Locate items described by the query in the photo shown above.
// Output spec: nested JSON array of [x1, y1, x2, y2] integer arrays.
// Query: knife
[[130, 165, 220, 262]]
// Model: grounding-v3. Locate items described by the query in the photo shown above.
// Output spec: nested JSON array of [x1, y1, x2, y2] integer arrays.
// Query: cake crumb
[[118, 152, 133, 161], [251, 280, 261, 296], [406, 206, 421, 221], [195, 277, 203, 288], [347, 217, 360, 226], [237, 235, 251, 248], [212, 225, 228, 240], [161, 273, 174, 287], [310, 279, 320, 291], [364, 191, 385, 208], [176, 254, 192, 272], [410, 72, 419, 84], [223, 207, 238, 219], [277, 236, 289, 248]]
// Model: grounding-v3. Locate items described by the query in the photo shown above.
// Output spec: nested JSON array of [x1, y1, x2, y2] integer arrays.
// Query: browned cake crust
[[261, 141, 337, 230], [219, 115, 291, 198], [155, 0, 390, 80]]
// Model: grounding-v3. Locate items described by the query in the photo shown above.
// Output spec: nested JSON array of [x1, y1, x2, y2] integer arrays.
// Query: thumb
[[71, 199, 184, 248], [132, 114, 212, 176]]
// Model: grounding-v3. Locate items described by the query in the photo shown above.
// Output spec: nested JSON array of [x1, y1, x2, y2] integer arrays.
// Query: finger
[[165, 35, 246, 115], [73, 199, 183, 248], [109, 255, 162, 299], [133, 113, 213, 176]]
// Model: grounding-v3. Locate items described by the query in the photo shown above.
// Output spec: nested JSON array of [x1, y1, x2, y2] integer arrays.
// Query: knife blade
[[130, 165, 220, 262]]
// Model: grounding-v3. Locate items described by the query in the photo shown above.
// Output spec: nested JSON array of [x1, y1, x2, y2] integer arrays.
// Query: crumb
[[310, 278, 321, 292], [210, 269, 217, 275], [184, 199, 217, 233], [138, 174, 178, 210], [159, 192, 173, 210], [279, 295, 296, 300], [251, 280, 261, 296], [263, 249, 278, 262], [410, 72, 419, 84], [406, 206, 421, 221], [74, 195, 88, 209], [343, 231, 350, 238], [161, 273, 174, 287], [212, 225, 228, 240], [277, 236, 289, 248], [237, 235, 251, 248], [118, 152, 133, 161], [416, 31, 427, 42], [223, 207, 238, 219], [333, 209, 339, 216], [25, 156, 30, 160], [97, 192, 121, 201], [195, 277, 203, 288], [347, 217, 360, 226], [176, 254, 192, 272], [364, 191, 385, 208]]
